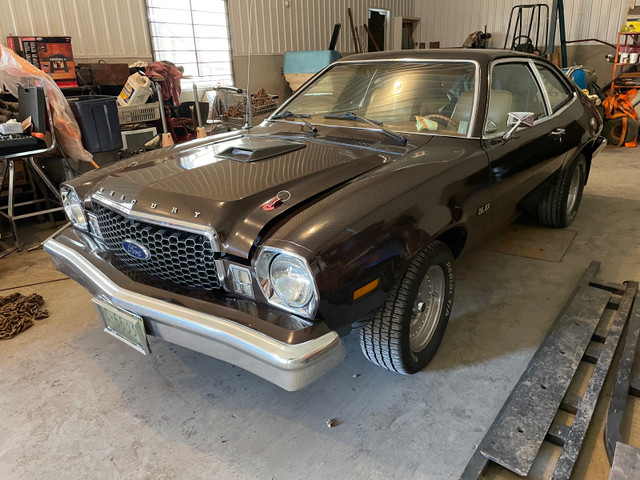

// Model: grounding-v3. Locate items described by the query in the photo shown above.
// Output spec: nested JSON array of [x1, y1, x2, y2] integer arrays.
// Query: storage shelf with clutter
[[610, 32, 640, 94], [602, 27, 640, 148]]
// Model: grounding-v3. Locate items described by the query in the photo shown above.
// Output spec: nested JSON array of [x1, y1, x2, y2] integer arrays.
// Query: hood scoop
[[215, 136, 306, 162]]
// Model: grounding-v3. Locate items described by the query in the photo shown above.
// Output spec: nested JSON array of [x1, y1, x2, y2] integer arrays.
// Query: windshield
[[274, 61, 477, 137]]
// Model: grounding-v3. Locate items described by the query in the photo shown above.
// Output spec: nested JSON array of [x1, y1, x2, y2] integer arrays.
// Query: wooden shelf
[[610, 32, 640, 94]]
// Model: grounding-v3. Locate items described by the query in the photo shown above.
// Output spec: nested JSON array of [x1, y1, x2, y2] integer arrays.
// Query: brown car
[[45, 50, 605, 390]]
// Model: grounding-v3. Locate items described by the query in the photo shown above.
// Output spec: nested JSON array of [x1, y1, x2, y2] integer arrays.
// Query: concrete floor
[[1, 147, 639, 480]]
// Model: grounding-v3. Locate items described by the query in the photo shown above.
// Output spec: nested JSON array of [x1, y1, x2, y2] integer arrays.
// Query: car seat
[[485, 90, 514, 133], [419, 75, 448, 115], [451, 91, 475, 131]]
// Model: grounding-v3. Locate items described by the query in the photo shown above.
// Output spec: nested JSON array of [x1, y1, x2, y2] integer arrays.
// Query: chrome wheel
[[360, 240, 455, 374], [566, 166, 581, 216], [409, 265, 445, 352]]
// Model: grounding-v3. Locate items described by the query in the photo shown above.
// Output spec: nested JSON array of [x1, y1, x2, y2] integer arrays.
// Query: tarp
[[0, 44, 93, 162]]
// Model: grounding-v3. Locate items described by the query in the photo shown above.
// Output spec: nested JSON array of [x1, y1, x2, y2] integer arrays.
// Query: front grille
[[93, 204, 221, 290]]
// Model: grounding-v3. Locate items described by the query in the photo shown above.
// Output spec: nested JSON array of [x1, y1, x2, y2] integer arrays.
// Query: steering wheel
[[512, 35, 535, 54], [422, 114, 459, 129]]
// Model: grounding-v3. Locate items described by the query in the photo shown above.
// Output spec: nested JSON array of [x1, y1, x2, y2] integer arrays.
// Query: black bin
[[68, 95, 122, 153]]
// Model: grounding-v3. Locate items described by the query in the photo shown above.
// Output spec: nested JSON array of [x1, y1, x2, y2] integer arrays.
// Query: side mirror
[[503, 112, 536, 141]]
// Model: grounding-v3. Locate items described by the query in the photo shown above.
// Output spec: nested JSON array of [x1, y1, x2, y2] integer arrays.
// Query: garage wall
[[228, 0, 415, 96], [0, 0, 152, 63], [228, 0, 415, 54], [414, 0, 632, 49]]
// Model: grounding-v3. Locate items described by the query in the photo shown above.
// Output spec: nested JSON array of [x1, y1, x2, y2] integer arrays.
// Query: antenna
[[245, 0, 254, 130]]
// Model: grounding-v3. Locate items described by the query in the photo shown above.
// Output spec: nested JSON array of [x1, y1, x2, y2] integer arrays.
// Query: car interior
[[283, 61, 554, 139]]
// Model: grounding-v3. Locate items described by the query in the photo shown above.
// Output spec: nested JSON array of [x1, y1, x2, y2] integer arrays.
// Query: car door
[[480, 59, 577, 225]]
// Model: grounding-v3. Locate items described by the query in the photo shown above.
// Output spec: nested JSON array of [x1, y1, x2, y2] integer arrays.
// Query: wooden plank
[[551, 282, 638, 480], [630, 378, 640, 397], [545, 419, 569, 447], [609, 443, 640, 480], [363, 24, 380, 51], [480, 284, 611, 476], [590, 278, 627, 295], [605, 294, 640, 462], [459, 261, 601, 480], [347, 8, 359, 53], [583, 342, 602, 364], [560, 393, 580, 414]]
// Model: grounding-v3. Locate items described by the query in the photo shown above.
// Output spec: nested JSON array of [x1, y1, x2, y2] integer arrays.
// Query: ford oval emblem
[[122, 239, 150, 260]]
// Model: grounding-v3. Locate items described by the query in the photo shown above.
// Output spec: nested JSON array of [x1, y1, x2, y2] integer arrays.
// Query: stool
[[0, 155, 64, 248]]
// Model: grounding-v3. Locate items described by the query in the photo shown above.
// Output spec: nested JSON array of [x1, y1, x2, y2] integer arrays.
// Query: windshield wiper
[[270, 110, 317, 135], [323, 112, 407, 145], [301, 119, 318, 135], [271, 110, 311, 120]]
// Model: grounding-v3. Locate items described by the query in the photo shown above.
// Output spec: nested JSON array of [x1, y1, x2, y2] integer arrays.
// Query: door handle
[[550, 128, 566, 140]]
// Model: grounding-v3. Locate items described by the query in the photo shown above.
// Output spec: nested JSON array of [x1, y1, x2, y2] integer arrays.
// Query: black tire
[[603, 117, 639, 146], [537, 154, 587, 228], [626, 117, 639, 142], [359, 240, 455, 374]]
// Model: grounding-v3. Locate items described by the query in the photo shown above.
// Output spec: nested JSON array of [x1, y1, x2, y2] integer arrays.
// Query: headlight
[[60, 185, 88, 231], [270, 255, 314, 308], [255, 247, 318, 318]]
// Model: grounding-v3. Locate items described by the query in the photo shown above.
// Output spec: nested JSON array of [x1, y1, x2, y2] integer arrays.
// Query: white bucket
[[633, 90, 640, 119], [117, 72, 152, 107]]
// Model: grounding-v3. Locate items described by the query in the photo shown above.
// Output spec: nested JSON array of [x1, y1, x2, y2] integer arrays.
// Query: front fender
[[262, 140, 490, 330]]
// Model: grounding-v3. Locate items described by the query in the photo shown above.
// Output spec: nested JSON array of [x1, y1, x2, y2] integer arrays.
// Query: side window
[[485, 63, 548, 134], [535, 64, 572, 111]]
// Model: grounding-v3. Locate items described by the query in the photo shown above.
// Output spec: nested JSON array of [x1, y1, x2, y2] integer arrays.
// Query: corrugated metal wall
[[228, 0, 415, 55], [1, 0, 631, 64], [0, 0, 152, 60], [415, 0, 631, 49]]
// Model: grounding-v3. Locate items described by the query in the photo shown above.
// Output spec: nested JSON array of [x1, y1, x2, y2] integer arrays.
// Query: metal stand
[[0, 83, 64, 249], [549, 0, 568, 68], [0, 156, 64, 249]]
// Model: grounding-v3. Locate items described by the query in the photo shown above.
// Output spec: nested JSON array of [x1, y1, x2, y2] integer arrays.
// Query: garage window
[[146, 0, 233, 86]]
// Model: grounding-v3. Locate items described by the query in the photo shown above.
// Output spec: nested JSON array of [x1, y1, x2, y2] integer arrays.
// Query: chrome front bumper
[[593, 136, 607, 157], [43, 228, 345, 391]]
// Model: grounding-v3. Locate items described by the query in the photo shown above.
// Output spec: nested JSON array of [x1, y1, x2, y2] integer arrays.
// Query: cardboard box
[[1, 159, 27, 188], [6, 36, 77, 88], [77, 63, 129, 86]]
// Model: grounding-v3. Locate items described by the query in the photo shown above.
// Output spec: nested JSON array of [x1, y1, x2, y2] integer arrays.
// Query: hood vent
[[216, 137, 306, 162], [321, 135, 378, 147]]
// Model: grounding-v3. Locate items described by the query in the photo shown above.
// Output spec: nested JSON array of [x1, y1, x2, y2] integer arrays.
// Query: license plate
[[92, 297, 150, 355]]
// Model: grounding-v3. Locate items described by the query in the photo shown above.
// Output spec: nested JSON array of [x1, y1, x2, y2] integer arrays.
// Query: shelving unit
[[610, 31, 640, 94]]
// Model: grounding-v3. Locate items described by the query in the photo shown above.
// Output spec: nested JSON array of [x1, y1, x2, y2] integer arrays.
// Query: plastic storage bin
[[68, 95, 123, 153], [117, 103, 160, 125]]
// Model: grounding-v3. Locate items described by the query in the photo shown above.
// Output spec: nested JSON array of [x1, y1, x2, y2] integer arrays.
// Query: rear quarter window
[[535, 64, 573, 112]]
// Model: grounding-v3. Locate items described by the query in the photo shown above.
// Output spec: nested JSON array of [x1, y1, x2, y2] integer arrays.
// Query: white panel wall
[[0, 0, 152, 61], [228, 0, 415, 55], [414, 0, 632, 49]]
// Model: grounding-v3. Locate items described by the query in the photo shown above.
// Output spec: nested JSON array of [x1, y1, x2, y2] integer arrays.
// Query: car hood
[[83, 133, 421, 258]]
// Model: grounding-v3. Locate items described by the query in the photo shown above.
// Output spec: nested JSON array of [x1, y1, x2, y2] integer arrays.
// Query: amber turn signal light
[[353, 278, 379, 301]]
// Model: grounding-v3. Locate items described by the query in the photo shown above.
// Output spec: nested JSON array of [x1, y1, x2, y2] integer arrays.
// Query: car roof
[[339, 48, 534, 64]]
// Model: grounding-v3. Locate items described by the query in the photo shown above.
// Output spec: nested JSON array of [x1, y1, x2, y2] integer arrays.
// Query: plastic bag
[[0, 44, 93, 162]]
